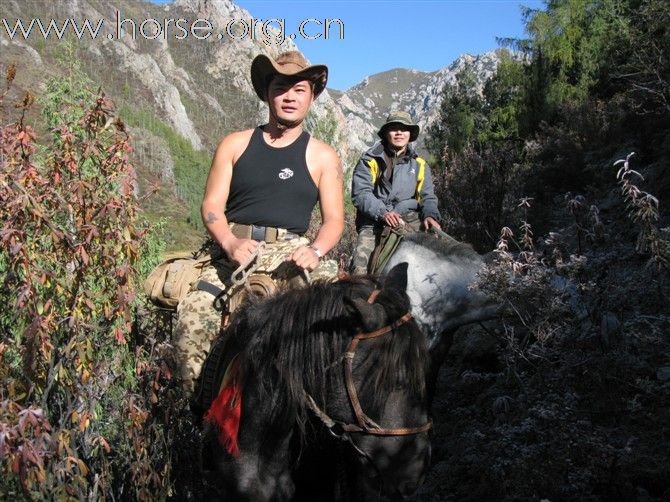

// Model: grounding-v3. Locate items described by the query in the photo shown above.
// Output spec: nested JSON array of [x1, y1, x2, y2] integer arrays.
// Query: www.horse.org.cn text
[[0, 10, 345, 46]]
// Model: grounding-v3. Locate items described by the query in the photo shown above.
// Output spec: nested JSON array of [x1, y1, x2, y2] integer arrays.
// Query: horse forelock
[[350, 284, 428, 410], [231, 277, 427, 428]]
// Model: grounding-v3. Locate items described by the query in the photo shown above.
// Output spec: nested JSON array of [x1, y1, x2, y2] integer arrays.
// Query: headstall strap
[[340, 310, 431, 437], [353, 312, 413, 342], [305, 290, 431, 439], [366, 289, 380, 304]]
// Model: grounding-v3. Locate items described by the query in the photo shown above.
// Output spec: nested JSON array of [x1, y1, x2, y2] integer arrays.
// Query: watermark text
[[1, 11, 345, 46]]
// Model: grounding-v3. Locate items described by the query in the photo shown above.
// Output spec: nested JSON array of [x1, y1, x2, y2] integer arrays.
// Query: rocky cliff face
[[1, 0, 347, 151], [336, 52, 503, 154]]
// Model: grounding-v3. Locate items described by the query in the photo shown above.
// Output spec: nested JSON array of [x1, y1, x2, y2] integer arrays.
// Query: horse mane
[[404, 231, 481, 262], [226, 277, 426, 430]]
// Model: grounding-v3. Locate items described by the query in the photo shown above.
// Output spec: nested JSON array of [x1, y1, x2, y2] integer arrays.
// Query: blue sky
[[151, 0, 544, 90]]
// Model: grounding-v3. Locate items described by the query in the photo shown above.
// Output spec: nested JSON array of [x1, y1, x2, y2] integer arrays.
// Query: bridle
[[304, 288, 432, 438], [300, 287, 433, 498]]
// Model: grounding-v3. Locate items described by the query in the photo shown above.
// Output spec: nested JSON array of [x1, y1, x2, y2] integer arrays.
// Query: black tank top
[[225, 126, 318, 234]]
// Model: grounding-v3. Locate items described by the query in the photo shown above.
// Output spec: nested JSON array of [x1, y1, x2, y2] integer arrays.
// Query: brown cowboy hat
[[377, 111, 420, 142], [251, 51, 328, 102]]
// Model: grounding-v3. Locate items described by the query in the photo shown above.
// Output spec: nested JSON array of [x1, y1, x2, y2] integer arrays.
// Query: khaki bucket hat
[[251, 51, 328, 102], [377, 111, 420, 142]]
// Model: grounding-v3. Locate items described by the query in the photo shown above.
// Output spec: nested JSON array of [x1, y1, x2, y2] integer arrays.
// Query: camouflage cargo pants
[[350, 226, 379, 276], [174, 236, 338, 393]]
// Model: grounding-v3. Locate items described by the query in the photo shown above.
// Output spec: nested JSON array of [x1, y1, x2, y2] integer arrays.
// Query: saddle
[[195, 333, 232, 415]]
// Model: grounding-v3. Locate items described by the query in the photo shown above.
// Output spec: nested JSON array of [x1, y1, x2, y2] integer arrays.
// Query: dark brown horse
[[201, 264, 432, 501]]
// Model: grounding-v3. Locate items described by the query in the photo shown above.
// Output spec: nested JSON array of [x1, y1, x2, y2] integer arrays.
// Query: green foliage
[[426, 0, 670, 248], [482, 55, 526, 142], [306, 108, 340, 146], [605, 0, 670, 114], [137, 219, 168, 279], [305, 108, 359, 266], [427, 51, 525, 160], [40, 45, 96, 131], [120, 105, 211, 232], [426, 53, 526, 249], [520, 0, 614, 119], [0, 66, 171, 499], [427, 64, 486, 159], [306, 106, 353, 182], [513, 0, 669, 127]]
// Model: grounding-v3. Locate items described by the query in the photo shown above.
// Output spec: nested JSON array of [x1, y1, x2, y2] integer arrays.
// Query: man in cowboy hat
[[173, 50, 344, 394], [350, 111, 441, 275]]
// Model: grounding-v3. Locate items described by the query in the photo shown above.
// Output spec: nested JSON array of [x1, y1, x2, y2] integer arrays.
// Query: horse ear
[[382, 262, 409, 293], [344, 297, 387, 332]]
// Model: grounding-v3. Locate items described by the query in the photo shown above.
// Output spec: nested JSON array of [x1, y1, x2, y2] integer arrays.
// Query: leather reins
[[305, 288, 432, 438]]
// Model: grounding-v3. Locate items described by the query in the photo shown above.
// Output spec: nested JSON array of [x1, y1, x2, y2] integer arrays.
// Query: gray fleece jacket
[[351, 141, 441, 227]]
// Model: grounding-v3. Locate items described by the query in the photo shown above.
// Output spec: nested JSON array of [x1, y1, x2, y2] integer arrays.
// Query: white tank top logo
[[278, 168, 294, 180]]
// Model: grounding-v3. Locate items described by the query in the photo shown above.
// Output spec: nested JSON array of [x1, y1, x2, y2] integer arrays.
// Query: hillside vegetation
[[419, 0, 670, 499]]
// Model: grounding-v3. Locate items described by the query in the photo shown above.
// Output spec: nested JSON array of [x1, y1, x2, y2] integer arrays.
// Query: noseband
[[305, 289, 432, 438]]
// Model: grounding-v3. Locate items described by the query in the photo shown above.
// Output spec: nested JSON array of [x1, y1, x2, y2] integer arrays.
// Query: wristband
[[309, 244, 322, 258]]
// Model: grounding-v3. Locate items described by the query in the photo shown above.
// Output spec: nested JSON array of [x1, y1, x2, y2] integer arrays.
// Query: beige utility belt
[[229, 222, 300, 243]]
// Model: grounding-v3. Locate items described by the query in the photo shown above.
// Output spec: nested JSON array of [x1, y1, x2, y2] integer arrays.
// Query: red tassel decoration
[[204, 355, 242, 457]]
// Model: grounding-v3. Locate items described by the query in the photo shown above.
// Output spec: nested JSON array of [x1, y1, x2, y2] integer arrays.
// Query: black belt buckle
[[251, 224, 266, 241]]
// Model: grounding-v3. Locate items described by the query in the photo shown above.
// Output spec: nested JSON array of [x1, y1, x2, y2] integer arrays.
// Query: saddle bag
[[143, 254, 210, 309], [369, 227, 405, 276]]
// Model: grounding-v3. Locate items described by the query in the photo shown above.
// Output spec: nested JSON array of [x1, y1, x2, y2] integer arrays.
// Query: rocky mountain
[[0, 0, 503, 249], [336, 52, 503, 154]]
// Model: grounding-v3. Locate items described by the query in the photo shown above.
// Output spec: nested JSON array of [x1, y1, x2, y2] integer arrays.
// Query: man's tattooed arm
[[206, 211, 218, 224]]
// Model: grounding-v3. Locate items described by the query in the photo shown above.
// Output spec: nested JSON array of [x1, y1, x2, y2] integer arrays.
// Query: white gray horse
[[381, 232, 499, 402]]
